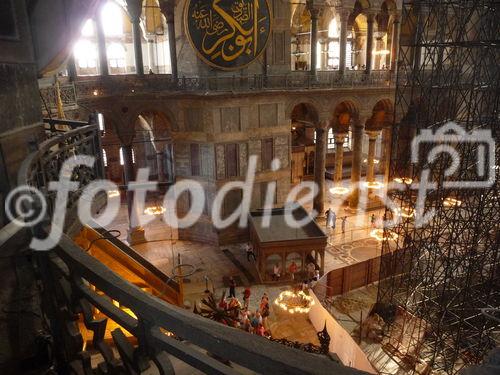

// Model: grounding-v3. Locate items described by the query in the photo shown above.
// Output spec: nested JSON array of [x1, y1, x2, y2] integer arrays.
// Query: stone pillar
[[160, 1, 178, 80], [366, 131, 380, 183], [390, 14, 401, 72], [365, 12, 375, 74], [127, 0, 145, 76], [156, 151, 166, 183], [349, 121, 364, 209], [147, 38, 157, 73], [122, 144, 146, 244], [334, 133, 347, 184], [374, 33, 385, 69], [67, 55, 77, 81], [313, 122, 327, 214], [95, 15, 109, 76], [338, 8, 350, 74], [379, 126, 392, 182], [309, 6, 320, 79]]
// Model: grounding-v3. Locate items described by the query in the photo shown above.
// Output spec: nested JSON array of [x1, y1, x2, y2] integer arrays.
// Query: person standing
[[371, 214, 376, 228], [245, 242, 256, 261], [260, 300, 270, 329], [288, 261, 298, 281], [325, 208, 334, 228], [341, 216, 348, 234], [243, 287, 251, 309], [229, 277, 236, 298], [272, 263, 281, 281]]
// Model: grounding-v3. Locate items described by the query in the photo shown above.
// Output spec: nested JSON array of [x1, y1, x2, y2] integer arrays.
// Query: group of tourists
[[325, 208, 348, 233], [221, 285, 271, 337]]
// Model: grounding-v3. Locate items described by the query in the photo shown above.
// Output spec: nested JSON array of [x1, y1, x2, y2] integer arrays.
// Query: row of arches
[[290, 98, 394, 187], [291, 0, 399, 71]]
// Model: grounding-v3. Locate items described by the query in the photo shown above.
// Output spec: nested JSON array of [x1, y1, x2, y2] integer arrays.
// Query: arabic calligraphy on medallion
[[185, 0, 271, 70]]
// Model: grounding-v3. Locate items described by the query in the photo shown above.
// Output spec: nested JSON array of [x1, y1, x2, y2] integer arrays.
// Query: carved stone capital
[[366, 130, 381, 140], [126, 0, 142, 22], [337, 7, 352, 22], [159, 0, 175, 23]]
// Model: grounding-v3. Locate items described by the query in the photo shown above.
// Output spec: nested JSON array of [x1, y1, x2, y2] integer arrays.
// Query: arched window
[[119, 147, 136, 166], [327, 128, 335, 150], [74, 40, 98, 68], [107, 43, 126, 68], [101, 2, 124, 37], [328, 18, 339, 38], [327, 129, 352, 152], [103, 149, 108, 167], [97, 113, 105, 132]]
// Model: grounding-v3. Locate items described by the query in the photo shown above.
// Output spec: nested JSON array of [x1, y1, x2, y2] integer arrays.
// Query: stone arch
[[132, 109, 176, 183], [286, 98, 322, 122], [330, 99, 361, 132], [289, 101, 321, 127], [366, 98, 394, 131]]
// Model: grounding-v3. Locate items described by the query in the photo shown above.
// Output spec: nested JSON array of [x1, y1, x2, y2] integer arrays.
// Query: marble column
[[366, 131, 380, 183], [365, 12, 375, 74], [122, 144, 146, 244], [147, 38, 157, 73], [95, 16, 109, 76], [390, 14, 401, 72], [313, 122, 327, 214], [334, 133, 347, 184], [349, 121, 364, 209], [379, 126, 392, 181], [309, 7, 320, 79], [127, 0, 144, 76], [338, 9, 350, 74], [160, 1, 178, 80]]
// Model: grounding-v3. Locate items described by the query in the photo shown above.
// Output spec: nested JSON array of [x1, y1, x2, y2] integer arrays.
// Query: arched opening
[[265, 254, 283, 281], [285, 252, 303, 279], [133, 110, 174, 184], [71, 0, 172, 76], [290, 103, 319, 183], [327, 101, 360, 185], [291, 5, 311, 71]]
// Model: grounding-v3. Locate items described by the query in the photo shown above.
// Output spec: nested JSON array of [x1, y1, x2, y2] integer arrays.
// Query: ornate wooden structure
[[249, 207, 327, 283]]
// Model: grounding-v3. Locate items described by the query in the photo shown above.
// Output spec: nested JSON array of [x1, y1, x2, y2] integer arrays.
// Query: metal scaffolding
[[375, 0, 499, 374]]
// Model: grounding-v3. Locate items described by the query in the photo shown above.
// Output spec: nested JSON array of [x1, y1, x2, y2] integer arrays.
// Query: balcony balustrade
[[72, 70, 394, 100]]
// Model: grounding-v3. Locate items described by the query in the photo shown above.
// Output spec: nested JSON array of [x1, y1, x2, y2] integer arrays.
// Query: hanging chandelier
[[274, 290, 315, 314]]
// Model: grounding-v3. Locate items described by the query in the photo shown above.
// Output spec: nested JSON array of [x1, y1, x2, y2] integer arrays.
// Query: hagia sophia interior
[[0, 0, 498, 374]]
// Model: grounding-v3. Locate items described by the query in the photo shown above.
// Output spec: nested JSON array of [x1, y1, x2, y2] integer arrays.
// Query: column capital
[[334, 133, 348, 143], [365, 9, 377, 22], [159, 0, 175, 23], [306, 0, 325, 18], [337, 7, 352, 21], [366, 130, 381, 140], [316, 120, 330, 131], [126, 0, 142, 22]]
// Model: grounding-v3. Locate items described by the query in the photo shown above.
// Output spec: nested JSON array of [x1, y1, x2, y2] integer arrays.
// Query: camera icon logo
[[411, 121, 496, 189]]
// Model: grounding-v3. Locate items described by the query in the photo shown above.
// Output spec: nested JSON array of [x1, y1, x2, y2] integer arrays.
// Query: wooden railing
[[19, 122, 368, 374]]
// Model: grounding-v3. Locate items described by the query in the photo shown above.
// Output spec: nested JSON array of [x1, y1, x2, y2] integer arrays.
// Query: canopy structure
[[249, 206, 327, 283]]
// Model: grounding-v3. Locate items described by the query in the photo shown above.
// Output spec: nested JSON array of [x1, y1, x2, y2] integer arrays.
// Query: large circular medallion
[[184, 0, 272, 71]]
